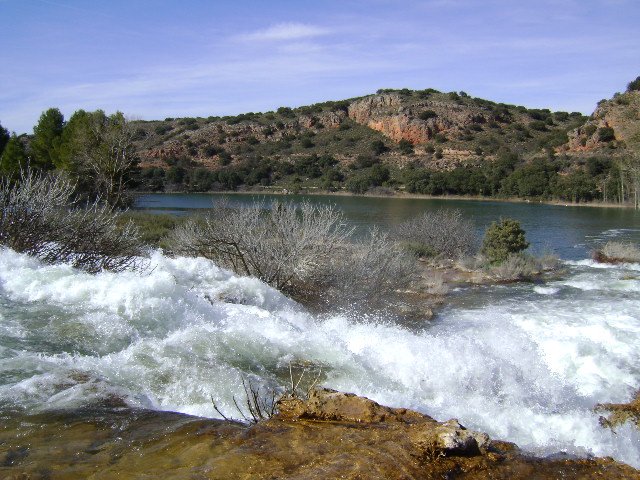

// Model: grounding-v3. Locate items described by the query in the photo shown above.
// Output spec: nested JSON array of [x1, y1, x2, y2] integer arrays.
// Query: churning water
[[1, 241, 639, 466]]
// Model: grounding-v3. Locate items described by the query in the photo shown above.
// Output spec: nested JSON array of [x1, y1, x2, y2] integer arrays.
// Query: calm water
[[136, 193, 640, 260]]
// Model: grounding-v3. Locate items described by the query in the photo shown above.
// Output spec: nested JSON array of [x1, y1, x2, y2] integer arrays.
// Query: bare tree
[[0, 170, 145, 273], [168, 199, 352, 292], [74, 111, 138, 208], [393, 208, 476, 259], [168, 200, 418, 308]]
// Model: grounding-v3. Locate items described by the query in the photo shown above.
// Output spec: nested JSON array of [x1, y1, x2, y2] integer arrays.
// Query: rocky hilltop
[[132, 88, 586, 174], [127, 80, 640, 204], [1, 389, 638, 479], [565, 88, 640, 154]]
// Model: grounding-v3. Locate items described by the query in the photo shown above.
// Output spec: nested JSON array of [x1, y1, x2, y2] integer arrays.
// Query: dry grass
[[594, 241, 640, 263]]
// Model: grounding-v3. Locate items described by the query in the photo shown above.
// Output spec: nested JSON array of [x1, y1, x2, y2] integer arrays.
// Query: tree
[[399, 139, 414, 154], [31, 108, 64, 170], [481, 218, 529, 264], [0, 122, 9, 157], [0, 134, 28, 177], [627, 76, 640, 92], [59, 110, 139, 207], [371, 139, 388, 155]]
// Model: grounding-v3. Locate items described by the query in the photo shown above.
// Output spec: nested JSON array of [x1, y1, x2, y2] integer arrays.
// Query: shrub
[[393, 209, 475, 259], [308, 228, 416, 308], [371, 139, 388, 155], [598, 127, 615, 142], [398, 139, 414, 154], [594, 241, 640, 263], [166, 200, 417, 309], [481, 218, 529, 264], [167, 199, 351, 292], [0, 170, 144, 273], [419, 110, 437, 121], [488, 253, 539, 281], [627, 76, 640, 92]]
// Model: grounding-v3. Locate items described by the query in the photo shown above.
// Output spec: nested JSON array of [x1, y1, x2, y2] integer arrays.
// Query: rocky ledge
[[1, 389, 638, 479]]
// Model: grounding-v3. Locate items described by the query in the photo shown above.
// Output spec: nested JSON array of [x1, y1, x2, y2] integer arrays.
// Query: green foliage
[[0, 134, 28, 177], [627, 76, 640, 92], [31, 108, 64, 169], [398, 139, 414, 154], [481, 218, 529, 264], [418, 110, 437, 121], [552, 170, 597, 202], [0, 122, 9, 157], [598, 127, 615, 142], [500, 159, 557, 198], [371, 139, 388, 155]]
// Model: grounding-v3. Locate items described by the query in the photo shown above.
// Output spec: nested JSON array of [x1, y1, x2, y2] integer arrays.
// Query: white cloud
[[237, 22, 330, 42]]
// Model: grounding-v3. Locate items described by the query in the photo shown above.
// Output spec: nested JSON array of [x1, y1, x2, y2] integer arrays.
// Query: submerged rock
[[1, 390, 639, 479]]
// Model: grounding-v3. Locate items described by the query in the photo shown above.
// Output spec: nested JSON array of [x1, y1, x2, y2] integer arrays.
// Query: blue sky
[[0, 0, 638, 133]]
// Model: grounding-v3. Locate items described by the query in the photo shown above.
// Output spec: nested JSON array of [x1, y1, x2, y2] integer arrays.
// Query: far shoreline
[[132, 187, 639, 211]]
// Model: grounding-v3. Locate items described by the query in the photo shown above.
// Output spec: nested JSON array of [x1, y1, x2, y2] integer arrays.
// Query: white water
[[1, 247, 639, 467]]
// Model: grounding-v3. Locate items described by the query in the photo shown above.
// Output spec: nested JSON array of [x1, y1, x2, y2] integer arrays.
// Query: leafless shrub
[[309, 228, 418, 308], [488, 253, 540, 281], [0, 170, 145, 273], [595, 241, 640, 263], [168, 199, 352, 292], [167, 200, 417, 309], [212, 377, 278, 425], [425, 272, 449, 296], [393, 209, 476, 260]]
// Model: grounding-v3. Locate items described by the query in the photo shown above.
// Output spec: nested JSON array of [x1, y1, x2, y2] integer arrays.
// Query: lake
[[136, 193, 640, 260]]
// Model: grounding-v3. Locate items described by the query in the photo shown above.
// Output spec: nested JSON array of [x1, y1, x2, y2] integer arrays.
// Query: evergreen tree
[[0, 134, 29, 177], [0, 122, 9, 157], [31, 108, 64, 169]]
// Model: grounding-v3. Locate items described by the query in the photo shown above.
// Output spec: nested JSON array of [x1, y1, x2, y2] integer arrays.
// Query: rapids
[[0, 246, 639, 467]]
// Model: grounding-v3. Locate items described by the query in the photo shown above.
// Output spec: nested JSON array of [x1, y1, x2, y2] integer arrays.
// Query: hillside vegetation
[[2, 77, 639, 205]]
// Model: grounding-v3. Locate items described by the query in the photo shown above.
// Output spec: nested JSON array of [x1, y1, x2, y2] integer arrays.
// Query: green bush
[[419, 110, 437, 121], [598, 127, 615, 142], [398, 139, 414, 154], [627, 76, 640, 92], [481, 218, 529, 264]]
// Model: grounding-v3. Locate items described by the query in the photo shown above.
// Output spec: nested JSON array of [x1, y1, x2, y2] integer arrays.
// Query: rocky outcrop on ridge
[[565, 89, 640, 154]]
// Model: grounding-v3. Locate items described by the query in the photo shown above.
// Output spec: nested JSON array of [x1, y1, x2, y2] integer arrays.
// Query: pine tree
[[31, 108, 64, 169]]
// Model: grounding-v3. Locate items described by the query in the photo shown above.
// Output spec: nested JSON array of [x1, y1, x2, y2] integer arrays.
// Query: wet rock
[[1, 392, 639, 479]]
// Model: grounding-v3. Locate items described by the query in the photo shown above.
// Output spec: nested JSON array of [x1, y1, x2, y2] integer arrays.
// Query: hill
[[130, 88, 589, 196]]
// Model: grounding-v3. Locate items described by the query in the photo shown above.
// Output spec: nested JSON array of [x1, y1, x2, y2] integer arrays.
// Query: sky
[[0, 0, 638, 134]]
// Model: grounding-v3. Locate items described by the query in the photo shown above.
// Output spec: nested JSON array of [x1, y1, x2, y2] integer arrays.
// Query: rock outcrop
[[347, 93, 492, 144], [565, 90, 640, 153], [2, 389, 639, 479]]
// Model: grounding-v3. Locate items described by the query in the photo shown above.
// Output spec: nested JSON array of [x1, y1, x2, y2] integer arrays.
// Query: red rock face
[[347, 93, 489, 144]]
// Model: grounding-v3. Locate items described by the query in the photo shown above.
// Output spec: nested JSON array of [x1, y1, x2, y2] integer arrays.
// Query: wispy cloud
[[237, 22, 330, 42]]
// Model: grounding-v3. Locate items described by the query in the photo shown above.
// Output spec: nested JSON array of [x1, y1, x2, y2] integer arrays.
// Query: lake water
[[1, 195, 640, 470], [135, 193, 640, 260]]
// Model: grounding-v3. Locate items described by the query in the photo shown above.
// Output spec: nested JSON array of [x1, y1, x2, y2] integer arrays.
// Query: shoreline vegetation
[[134, 186, 640, 209]]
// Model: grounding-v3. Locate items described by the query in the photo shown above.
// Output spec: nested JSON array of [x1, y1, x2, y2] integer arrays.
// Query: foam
[[0, 248, 639, 466]]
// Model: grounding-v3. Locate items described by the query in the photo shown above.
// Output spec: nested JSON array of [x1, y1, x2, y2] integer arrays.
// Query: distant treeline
[[134, 149, 629, 204]]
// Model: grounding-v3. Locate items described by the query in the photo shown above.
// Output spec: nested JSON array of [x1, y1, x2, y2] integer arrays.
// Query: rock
[[2, 391, 639, 479], [277, 387, 434, 424]]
